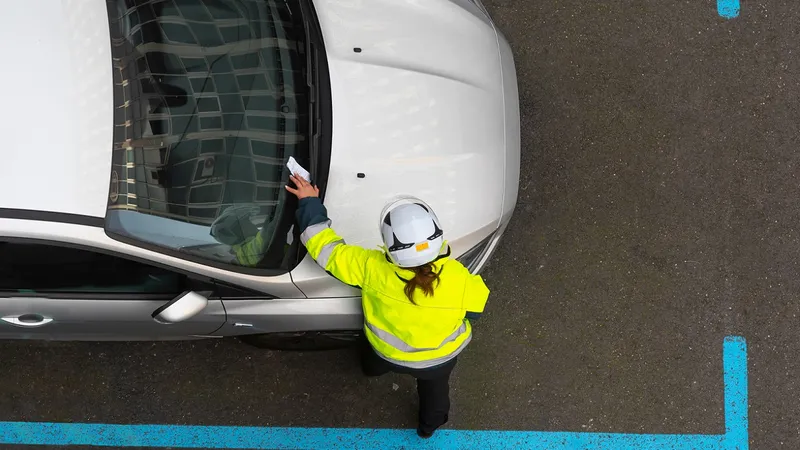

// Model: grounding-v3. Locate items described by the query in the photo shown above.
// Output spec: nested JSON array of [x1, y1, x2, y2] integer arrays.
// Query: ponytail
[[403, 262, 441, 304]]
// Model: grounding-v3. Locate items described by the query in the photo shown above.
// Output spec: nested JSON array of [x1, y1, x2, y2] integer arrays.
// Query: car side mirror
[[152, 291, 209, 324]]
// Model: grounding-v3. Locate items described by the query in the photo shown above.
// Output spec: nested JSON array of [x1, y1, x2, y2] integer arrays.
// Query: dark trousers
[[360, 341, 457, 434]]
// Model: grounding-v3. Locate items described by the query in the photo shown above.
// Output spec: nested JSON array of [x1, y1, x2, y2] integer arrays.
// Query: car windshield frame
[[103, 0, 331, 275]]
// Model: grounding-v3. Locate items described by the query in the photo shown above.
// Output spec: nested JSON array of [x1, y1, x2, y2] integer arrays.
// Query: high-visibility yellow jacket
[[231, 216, 281, 267], [297, 197, 490, 369], [232, 233, 266, 267]]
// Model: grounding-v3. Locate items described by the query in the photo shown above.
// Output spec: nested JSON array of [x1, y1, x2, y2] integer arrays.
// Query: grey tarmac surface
[[2, 1, 800, 448]]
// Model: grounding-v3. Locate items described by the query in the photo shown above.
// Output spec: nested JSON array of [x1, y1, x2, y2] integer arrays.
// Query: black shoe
[[417, 428, 434, 439]]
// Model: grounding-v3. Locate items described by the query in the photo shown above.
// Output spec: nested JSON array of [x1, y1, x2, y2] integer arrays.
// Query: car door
[[0, 240, 225, 340], [210, 254, 364, 337]]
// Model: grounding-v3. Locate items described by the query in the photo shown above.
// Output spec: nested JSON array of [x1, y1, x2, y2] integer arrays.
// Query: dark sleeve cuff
[[296, 197, 330, 232], [466, 312, 482, 321]]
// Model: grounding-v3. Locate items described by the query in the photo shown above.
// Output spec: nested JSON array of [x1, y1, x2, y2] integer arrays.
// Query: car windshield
[[104, 0, 320, 272]]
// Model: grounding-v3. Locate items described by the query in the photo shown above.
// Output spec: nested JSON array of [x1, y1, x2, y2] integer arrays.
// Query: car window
[[104, 0, 318, 272], [0, 242, 186, 295]]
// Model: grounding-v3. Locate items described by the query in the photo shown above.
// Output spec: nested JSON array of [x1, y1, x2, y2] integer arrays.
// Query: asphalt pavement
[[3, 1, 800, 449]]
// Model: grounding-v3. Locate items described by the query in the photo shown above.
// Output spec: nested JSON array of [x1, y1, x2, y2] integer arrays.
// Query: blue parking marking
[[0, 337, 748, 449], [723, 336, 748, 449], [718, 0, 740, 18]]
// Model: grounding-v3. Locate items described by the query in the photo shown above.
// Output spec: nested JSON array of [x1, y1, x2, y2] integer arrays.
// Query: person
[[210, 205, 287, 267], [209, 205, 269, 266], [285, 174, 490, 438]]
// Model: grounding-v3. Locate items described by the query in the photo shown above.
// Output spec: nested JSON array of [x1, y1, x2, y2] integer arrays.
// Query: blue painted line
[[0, 337, 748, 449], [723, 336, 749, 450], [718, 0, 740, 19], [0, 424, 727, 449]]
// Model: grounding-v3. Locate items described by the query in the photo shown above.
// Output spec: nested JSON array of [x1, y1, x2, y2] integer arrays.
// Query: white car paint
[[318, 0, 510, 252], [0, 0, 114, 219], [0, 0, 519, 327]]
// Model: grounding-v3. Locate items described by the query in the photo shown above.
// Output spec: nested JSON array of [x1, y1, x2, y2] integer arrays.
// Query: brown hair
[[403, 262, 441, 304]]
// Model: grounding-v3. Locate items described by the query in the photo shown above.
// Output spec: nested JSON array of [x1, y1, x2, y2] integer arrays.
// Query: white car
[[0, 0, 519, 349]]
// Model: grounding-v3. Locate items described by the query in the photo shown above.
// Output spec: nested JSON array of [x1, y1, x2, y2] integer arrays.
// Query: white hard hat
[[210, 205, 260, 246], [379, 197, 444, 268]]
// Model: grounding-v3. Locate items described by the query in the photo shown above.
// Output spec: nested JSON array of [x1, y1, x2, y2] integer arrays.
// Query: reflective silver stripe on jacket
[[316, 239, 344, 269], [366, 322, 468, 353], [374, 334, 472, 369], [300, 220, 332, 245]]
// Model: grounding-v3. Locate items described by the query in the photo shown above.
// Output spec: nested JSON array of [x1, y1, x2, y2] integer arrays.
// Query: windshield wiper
[[299, 0, 321, 182]]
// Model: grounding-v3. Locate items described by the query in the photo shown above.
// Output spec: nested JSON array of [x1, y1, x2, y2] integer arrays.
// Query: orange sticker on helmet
[[415, 242, 430, 252]]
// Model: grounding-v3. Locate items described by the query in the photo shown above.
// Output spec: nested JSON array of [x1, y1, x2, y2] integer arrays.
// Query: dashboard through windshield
[[103, 0, 328, 274]]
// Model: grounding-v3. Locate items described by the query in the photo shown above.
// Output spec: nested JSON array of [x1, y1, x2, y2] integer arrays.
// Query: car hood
[[313, 0, 507, 255]]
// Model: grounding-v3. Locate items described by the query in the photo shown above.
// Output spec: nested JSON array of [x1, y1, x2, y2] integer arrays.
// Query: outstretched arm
[[286, 174, 374, 287]]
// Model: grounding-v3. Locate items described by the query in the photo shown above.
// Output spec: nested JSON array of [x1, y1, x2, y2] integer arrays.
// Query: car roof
[[0, 1, 113, 219]]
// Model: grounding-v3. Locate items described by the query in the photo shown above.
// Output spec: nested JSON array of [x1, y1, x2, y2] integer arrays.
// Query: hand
[[285, 173, 320, 199]]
